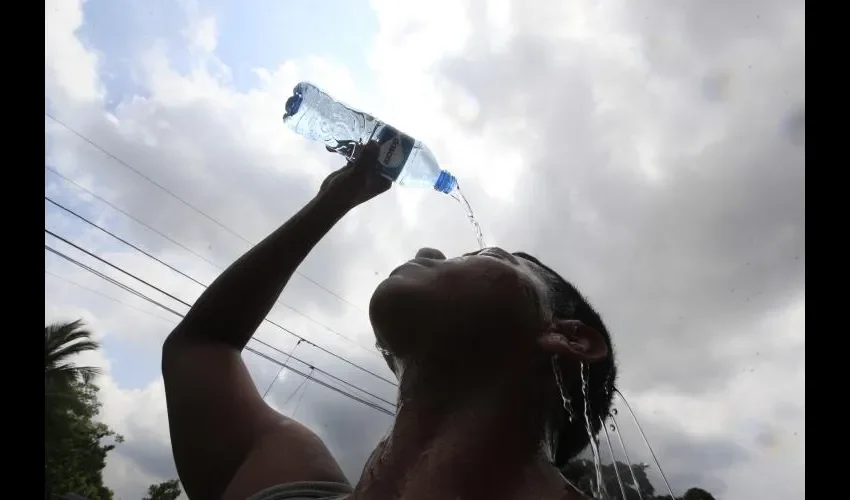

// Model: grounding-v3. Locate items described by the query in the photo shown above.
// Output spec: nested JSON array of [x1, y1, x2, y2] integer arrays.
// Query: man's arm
[[162, 145, 390, 500]]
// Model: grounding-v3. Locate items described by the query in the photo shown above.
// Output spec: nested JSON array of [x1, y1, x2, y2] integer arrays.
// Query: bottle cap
[[434, 170, 457, 194]]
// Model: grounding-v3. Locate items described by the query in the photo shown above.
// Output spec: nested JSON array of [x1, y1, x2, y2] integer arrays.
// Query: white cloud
[[45, 0, 104, 107], [184, 16, 217, 53]]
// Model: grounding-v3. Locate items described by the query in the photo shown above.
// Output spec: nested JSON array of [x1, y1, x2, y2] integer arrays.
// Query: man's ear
[[537, 319, 608, 362]]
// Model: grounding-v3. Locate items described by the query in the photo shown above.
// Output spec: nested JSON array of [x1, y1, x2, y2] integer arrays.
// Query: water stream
[[444, 184, 675, 500], [580, 363, 606, 499], [600, 417, 628, 500], [610, 412, 644, 500], [615, 390, 676, 498], [450, 185, 486, 249]]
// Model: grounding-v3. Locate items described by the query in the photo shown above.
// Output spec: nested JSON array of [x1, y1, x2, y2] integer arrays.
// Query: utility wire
[[291, 372, 313, 418], [46, 165, 222, 270], [46, 245, 187, 318], [44, 227, 397, 387], [262, 340, 301, 400], [47, 229, 191, 308], [281, 369, 312, 408], [46, 196, 207, 288], [245, 347, 393, 416], [251, 336, 395, 407], [44, 239, 398, 408], [45, 113, 364, 313], [45, 245, 396, 417], [44, 236, 396, 407], [46, 270, 175, 325], [44, 193, 378, 357]]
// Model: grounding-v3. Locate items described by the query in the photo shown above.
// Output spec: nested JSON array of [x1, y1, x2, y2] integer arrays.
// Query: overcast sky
[[45, 0, 805, 499]]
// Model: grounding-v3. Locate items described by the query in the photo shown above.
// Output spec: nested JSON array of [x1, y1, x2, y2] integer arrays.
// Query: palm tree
[[45, 319, 102, 405]]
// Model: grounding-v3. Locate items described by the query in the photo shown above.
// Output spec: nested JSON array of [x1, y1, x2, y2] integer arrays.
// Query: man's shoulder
[[223, 421, 350, 500]]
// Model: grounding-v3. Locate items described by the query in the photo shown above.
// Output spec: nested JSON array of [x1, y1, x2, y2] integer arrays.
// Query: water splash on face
[[552, 356, 574, 423], [581, 363, 606, 499], [543, 420, 559, 464], [376, 344, 391, 358]]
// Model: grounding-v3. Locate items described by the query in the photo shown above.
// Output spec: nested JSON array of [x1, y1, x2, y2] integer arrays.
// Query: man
[[162, 143, 616, 499]]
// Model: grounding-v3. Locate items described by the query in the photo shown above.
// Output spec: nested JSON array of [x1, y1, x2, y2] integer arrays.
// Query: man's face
[[369, 246, 552, 369]]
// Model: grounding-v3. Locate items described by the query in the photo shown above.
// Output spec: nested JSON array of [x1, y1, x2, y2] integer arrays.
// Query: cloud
[[45, 0, 104, 106], [436, 0, 805, 393], [44, 0, 804, 499]]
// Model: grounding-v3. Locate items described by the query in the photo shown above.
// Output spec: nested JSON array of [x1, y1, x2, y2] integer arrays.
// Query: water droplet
[[612, 408, 618, 415], [610, 424, 616, 431]]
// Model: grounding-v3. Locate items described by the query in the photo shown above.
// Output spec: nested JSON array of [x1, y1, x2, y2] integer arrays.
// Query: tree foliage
[[45, 320, 102, 392], [45, 320, 121, 500], [561, 459, 716, 500], [142, 479, 182, 500]]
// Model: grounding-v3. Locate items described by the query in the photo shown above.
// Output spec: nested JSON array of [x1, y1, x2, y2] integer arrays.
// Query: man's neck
[[350, 366, 577, 500]]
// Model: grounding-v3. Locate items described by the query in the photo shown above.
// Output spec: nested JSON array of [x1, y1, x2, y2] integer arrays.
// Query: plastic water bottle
[[283, 82, 457, 194]]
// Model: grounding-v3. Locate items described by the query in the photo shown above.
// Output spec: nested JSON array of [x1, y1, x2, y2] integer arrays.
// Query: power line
[[46, 165, 223, 270], [45, 113, 257, 246], [43, 236, 398, 405], [46, 270, 175, 324], [262, 340, 301, 400], [44, 227, 397, 387], [45, 113, 365, 313], [250, 336, 395, 407], [46, 245, 188, 318], [44, 193, 377, 356], [46, 196, 207, 288], [246, 346, 393, 416], [45, 245, 397, 417], [46, 166, 373, 356], [281, 369, 312, 408], [44, 238, 397, 406], [47, 229, 191, 308], [291, 373, 313, 418]]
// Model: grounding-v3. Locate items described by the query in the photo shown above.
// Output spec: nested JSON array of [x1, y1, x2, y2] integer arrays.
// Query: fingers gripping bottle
[[283, 82, 457, 194]]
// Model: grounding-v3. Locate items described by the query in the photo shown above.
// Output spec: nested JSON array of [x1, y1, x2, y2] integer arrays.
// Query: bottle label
[[375, 125, 415, 181]]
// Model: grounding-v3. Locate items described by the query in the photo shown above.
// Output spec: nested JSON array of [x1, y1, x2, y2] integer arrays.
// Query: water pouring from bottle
[[283, 82, 486, 249]]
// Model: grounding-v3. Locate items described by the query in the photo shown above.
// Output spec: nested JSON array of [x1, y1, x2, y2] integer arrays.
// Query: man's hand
[[319, 142, 392, 210]]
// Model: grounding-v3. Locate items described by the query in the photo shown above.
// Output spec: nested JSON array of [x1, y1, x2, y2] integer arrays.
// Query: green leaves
[[45, 320, 119, 500], [45, 320, 103, 400], [142, 479, 182, 500]]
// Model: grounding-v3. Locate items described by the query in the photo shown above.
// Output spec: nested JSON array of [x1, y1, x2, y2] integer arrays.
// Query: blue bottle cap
[[284, 92, 303, 119], [434, 170, 457, 194]]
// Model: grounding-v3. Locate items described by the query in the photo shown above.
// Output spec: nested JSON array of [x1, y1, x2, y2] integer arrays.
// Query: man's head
[[369, 246, 617, 465]]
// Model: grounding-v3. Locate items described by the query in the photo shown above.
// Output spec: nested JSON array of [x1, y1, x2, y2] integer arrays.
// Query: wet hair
[[513, 252, 617, 466]]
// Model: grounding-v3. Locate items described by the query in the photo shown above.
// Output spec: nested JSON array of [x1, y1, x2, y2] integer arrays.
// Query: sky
[[44, 0, 805, 499]]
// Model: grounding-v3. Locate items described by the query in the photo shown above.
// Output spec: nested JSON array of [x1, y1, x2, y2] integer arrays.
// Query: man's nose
[[416, 247, 446, 260]]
